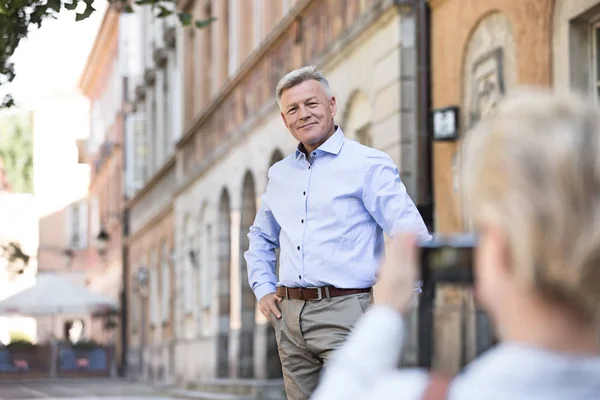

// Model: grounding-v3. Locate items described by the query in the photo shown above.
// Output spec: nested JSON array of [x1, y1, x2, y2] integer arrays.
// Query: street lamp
[[96, 212, 121, 255], [96, 226, 110, 255]]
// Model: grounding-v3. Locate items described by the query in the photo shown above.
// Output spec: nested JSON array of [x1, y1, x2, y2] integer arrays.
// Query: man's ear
[[330, 96, 337, 118]]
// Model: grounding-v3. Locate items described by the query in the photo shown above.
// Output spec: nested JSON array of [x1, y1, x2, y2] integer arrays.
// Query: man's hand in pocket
[[259, 292, 282, 320]]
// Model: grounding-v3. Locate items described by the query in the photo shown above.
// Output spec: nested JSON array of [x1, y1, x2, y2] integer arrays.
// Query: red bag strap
[[421, 373, 452, 400]]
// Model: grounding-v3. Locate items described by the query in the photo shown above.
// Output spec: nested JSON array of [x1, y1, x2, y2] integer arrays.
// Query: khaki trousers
[[271, 292, 373, 400]]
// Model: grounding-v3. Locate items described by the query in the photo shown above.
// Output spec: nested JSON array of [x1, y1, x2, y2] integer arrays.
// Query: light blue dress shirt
[[244, 127, 432, 302]]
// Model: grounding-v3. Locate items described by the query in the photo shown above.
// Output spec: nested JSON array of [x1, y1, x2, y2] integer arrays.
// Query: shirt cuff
[[254, 282, 277, 302]]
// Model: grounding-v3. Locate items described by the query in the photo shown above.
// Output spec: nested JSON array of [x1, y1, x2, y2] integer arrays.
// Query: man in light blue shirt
[[244, 65, 431, 400]]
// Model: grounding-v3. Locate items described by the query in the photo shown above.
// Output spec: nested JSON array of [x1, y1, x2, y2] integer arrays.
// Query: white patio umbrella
[[0, 273, 119, 378], [0, 273, 118, 316]]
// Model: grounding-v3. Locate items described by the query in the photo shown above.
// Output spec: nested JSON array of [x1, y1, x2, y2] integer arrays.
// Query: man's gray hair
[[276, 66, 333, 109]]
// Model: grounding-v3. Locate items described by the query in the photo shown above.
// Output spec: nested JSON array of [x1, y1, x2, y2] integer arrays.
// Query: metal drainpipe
[[119, 75, 130, 378], [395, 0, 434, 368], [415, 0, 434, 232], [394, 0, 434, 231], [414, 0, 435, 370]]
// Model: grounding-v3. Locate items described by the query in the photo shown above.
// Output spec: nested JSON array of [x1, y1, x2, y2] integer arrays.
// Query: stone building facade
[[115, 0, 429, 390], [78, 6, 128, 348], [122, 0, 600, 385], [428, 0, 600, 374], [430, 0, 554, 234], [171, 0, 423, 386], [428, 0, 555, 375], [122, 4, 182, 383]]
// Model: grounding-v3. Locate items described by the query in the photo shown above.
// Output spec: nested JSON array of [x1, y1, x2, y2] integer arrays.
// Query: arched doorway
[[265, 149, 283, 379], [217, 189, 231, 377], [343, 90, 372, 146], [239, 171, 256, 378]]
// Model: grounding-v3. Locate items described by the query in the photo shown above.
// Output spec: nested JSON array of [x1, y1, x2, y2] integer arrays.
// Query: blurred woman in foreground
[[311, 89, 600, 399]]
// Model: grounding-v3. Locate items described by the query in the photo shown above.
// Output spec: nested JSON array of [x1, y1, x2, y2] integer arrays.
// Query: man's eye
[[287, 108, 297, 114], [308, 102, 318, 107]]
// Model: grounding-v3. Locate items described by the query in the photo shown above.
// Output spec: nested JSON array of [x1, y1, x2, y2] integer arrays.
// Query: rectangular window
[[149, 250, 160, 325], [253, 0, 263, 49], [228, 0, 238, 76], [201, 224, 212, 309], [163, 62, 171, 155], [160, 241, 170, 323], [71, 204, 80, 248], [78, 200, 88, 249], [133, 111, 147, 188], [90, 196, 99, 239]]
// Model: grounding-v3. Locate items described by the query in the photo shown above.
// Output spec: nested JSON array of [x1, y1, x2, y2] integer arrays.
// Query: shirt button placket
[[300, 152, 315, 285]]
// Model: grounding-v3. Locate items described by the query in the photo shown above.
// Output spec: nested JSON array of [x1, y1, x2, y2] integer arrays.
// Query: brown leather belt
[[276, 286, 372, 301]]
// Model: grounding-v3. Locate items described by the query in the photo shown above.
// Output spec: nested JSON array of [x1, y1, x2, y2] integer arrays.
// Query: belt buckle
[[306, 287, 322, 300]]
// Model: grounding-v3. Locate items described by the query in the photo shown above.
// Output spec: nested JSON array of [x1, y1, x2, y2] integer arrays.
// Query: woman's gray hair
[[276, 66, 333, 109], [460, 87, 600, 319]]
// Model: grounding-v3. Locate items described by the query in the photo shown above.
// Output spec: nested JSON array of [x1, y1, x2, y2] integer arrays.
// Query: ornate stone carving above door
[[462, 12, 517, 131]]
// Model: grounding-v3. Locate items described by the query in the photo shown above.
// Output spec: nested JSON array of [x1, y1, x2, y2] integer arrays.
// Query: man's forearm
[[245, 226, 279, 302]]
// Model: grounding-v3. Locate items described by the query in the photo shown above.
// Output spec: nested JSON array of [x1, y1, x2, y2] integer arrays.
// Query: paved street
[[0, 378, 172, 400]]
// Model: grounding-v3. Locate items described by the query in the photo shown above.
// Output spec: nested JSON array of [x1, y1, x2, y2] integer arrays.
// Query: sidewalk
[[163, 378, 286, 400]]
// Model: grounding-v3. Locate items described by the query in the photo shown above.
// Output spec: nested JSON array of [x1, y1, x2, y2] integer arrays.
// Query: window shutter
[[65, 205, 73, 248], [78, 200, 88, 249]]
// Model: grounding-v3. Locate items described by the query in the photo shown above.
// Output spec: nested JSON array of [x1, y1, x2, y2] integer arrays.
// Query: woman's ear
[[479, 226, 513, 282]]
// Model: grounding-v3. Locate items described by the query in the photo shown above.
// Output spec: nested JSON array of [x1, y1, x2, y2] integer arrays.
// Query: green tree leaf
[[195, 16, 216, 29], [75, 2, 95, 21], [156, 6, 172, 18], [0, 0, 214, 108], [178, 11, 192, 26], [47, 0, 62, 13], [64, 0, 78, 10]]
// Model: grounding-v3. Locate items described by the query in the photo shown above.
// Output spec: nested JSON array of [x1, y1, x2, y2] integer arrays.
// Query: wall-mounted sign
[[432, 106, 460, 141]]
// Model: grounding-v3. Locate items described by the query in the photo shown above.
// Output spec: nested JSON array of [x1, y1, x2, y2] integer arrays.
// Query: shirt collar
[[295, 126, 345, 160]]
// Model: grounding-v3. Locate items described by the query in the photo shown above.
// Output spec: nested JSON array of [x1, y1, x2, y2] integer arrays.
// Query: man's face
[[280, 80, 337, 151]]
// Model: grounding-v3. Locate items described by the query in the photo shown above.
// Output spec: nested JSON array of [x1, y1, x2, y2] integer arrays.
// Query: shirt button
[[303, 191, 306, 195], [308, 166, 311, 169], [301, 219, 304, 223], [297, 246, 300, 250], [298, 275, 301, 279]]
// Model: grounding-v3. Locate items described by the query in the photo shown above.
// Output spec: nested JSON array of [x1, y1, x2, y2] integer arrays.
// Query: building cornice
[[428, 0, 451, 9], [126, 154, 176, 210], [174, 0, 400, 195], [125, 202, 173, 245], [175, 0, 315, 149], [78, 5, 120, 97]]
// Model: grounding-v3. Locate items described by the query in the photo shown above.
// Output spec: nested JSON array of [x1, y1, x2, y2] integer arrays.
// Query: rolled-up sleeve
[[244, 173, 281, 302], [362, 154, 432, 242]]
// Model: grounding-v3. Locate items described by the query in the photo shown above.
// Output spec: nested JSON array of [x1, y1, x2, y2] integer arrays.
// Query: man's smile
[[300, 122, 317, 129]]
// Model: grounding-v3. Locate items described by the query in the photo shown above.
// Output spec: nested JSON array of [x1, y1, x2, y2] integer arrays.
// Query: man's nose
[[298, 105, 310, 119]]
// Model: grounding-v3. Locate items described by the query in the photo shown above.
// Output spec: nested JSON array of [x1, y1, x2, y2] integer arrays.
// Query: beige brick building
[[427, 0, 600, 374], [125, 0, 600, 386], [121, 0, 427, 391], [78, 5, 127, 351], [172, 0, 423, 386]]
